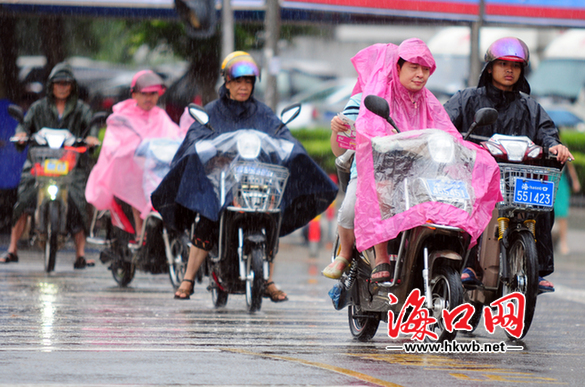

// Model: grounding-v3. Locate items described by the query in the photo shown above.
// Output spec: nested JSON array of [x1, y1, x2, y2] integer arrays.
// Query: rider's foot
[[0, 252, 18, 264], [461, 267, 481, 286], [538, 276, 555, 294], [73, 256, 87, 269], [174, 279, 195, 300], [263, 281, 288, 302], [322, 256, 350, 279], [371, 262, 394, 283]]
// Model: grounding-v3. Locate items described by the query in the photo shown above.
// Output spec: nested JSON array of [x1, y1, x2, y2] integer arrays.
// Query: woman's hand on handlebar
[[549, 144, 574, 164], [85, 136, 101, 147]]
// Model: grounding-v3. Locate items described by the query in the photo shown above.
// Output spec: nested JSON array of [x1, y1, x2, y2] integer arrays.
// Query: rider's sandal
[[371, 262, 393, 283], [0, 252, 18, 264], [461, 267, 481, 286], [538, 276, 555, 294], [263, 281, 288, 303], [174, 279, 195, 300], [73, 256, 87, 269], [322, 256, 350, 279]]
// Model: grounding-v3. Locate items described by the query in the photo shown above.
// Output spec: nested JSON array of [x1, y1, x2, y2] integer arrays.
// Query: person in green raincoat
[[0, 62, 100, 269]]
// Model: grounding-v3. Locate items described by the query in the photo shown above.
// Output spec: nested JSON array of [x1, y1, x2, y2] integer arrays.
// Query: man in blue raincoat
[[152, 52, 338, 301]]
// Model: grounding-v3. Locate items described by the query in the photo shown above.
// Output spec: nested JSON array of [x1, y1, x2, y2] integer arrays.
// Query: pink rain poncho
[[352, 39, 502, 251], [86, 99, 186, 219]]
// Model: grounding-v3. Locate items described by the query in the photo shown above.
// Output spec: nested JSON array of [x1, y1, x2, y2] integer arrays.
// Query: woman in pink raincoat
[[323, 38, 501, 282], [85, 70, 185, 240]]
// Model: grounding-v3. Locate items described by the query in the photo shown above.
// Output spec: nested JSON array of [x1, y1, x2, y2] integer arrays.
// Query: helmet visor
[[225, 56, 260, 81], [132, 70, 166, 95], [485, 37, 529, 65]]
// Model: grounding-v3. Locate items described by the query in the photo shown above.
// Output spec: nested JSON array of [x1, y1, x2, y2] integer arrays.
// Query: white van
[[528, 29, 585, 127], [426, 26, 539, 102]]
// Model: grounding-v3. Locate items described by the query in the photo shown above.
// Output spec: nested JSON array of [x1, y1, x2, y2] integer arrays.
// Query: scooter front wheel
[[44, 201, 60, 273], [502, 230, 538, 340], [111, 260, 135, 287], [245, 247, 264, 313], [429, 265, 464, 342]]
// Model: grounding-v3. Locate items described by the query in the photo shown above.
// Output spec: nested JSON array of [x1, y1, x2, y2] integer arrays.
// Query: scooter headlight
[[47, 185, 59, 200], [237, 133, 261, 160], [428, 132, 455, 164]]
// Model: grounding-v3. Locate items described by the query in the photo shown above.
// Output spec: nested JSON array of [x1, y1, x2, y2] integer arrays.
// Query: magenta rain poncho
[[352, 39, 502, 252], [85, 99, 187, 219]]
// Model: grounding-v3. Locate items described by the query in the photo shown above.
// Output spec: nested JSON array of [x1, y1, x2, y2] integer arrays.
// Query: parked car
[[254, 59, 338, 104], [277, 78, 355, 129], [528, 29, 585, 129]]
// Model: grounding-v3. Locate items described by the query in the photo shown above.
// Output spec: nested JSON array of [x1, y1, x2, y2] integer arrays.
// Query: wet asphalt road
[[1, 218, 585, 386]]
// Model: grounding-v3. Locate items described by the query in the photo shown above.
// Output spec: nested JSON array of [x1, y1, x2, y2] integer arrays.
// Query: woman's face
[[397, 61, 430, 92], [225, 76, 254, 102], [489, 59, 522, 91], [132, 91, 160, 111]]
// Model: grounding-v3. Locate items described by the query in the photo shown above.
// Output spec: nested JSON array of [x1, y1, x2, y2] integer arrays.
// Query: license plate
[[235, 165, 273, 177], [513, 177, 554, 207], [426, 179, 469, 200], [44, 159, 69, 175]]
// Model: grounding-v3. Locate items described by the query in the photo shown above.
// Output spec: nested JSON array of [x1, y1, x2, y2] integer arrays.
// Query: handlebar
[[10, 136, 100, 149]]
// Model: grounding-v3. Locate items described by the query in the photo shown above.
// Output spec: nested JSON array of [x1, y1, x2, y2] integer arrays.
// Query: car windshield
[[528, 59, 585, 101]]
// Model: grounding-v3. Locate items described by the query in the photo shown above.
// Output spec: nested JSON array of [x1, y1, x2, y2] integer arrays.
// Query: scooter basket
[[231, 161, 289, 211], [497, 163, 562, 212], [29, 147, 79, 180]]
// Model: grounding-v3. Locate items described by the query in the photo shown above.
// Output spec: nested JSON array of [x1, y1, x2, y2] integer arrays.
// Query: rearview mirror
[[363, 95, 400, 133], [188, 103, 210, 126], [8, 104, 24, 125], [474, 107, 498, 127], [280, 103, 301, 126]]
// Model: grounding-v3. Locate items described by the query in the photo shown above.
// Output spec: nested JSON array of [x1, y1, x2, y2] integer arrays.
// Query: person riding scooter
[[85, 70, 185, 242], [1, 62, 100, 269], [444, 37, 574, 293], [151, 51, 338, 301]]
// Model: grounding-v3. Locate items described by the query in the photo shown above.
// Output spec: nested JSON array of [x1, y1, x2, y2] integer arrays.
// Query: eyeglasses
[[54, 81, 72, 86]]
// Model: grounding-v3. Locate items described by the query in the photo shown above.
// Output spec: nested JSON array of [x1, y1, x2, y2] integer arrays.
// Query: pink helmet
[[131, 70, 166, 95], [485, 37, 530, 66]]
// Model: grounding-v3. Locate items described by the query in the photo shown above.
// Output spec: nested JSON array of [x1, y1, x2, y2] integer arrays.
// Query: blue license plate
[[513, 177, 554, 207], [426, 179, 470, 200]]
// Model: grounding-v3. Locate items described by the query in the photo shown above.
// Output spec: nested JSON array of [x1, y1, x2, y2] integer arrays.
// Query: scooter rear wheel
[[169, 233, 189, 289], [348, 304, 380, 341]]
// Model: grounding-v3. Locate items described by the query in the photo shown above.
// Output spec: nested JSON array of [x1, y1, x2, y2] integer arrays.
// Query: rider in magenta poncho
[[85, 70, 186, 238], [351, 39, 502, 262]]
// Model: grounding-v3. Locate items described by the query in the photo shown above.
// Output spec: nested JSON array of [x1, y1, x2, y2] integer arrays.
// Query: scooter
[[463, 128, 564, 339], [330, 96, 498, 342], [8, 104, 106, 272], [87, 138, 190, 288], [187, 103, 300, 313]]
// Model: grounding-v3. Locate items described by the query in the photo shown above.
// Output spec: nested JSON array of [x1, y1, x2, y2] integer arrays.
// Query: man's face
[[397, 61, 430, 92], [489, 59, 522, 91], [132, 91, 160, 111], [225, 76, 254, 102], [52, 81, 72, 101]]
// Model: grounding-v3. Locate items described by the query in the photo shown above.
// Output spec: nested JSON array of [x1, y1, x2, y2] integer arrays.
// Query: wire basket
[[497, 163, 562, 212], [231, 161, 290, 211], [29, 147, 79, 179]]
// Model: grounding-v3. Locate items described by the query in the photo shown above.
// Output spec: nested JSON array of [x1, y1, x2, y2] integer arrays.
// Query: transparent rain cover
[[371, 129, 477, 220]]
